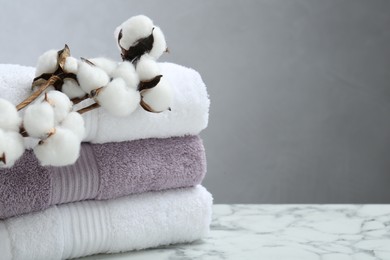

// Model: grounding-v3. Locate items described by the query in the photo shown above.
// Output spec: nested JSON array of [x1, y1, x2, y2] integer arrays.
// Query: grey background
[[1, 0, 390, 203]]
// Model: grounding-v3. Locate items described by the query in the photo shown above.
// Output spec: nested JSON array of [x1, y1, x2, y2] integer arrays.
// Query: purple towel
[[0, 135, 206, 219]]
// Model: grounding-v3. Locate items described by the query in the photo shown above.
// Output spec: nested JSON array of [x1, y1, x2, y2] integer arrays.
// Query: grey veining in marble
[[79, 204, 390, 260]]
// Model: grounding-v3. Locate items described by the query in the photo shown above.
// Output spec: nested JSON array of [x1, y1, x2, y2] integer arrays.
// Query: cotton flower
[[23, 102, 55, 138], [149, 26, 167, 60], [34, 127, 80, 166], [95, 78, 140, 117], [135, 55, 161, 81], [64, 57, 78, 74], [112, 61, 139, 89], [77, 60, 110, 94], [141, 77, 173, 113], [42, 90, 72, 123], [61, 112, 85, 140], [0, 98, 22, 132], [0, 129, 25, 168], [62, 79, 87, 99], [90, 57, 118, 76], [35, 49, 58, 77], [116, 15, 168, 62], [117, 15, 154, 51]]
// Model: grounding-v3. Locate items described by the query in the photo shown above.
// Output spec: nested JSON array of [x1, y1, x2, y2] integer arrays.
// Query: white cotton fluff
[[90, 57, 118, 76], [112, 61, 139, 89], [142, 77, 173, 112], [0, 130, 25, 167], [135, 55, 161, 81], [23, 102, 55, 138], [64, 57, 78, 74], [35, 49, 58, 77], [44, 90, 72, 123], [114, 26, 122, 51], [117, 15, 154, 50], [77, 61, 110, 94], [149, 26, 167, 60], [34, 128, 80, 166], [61, 112, 85, 140], [0, 98, 21, 132], [62, 79, 87, 99], [96, 78, 140, 117]]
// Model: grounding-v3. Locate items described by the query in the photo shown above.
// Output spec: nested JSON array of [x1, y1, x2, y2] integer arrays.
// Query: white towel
[[0, 185, 212, 260], [0, 62, 209, 143]]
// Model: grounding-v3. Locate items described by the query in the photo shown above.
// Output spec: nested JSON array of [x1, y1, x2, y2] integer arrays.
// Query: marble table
[[80, 204, 390, 260]]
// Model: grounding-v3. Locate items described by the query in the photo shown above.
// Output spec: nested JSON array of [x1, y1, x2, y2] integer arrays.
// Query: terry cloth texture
[[0, 62, 210, 144], [0, 135, 206, 219], [0, 186, 213, 260]]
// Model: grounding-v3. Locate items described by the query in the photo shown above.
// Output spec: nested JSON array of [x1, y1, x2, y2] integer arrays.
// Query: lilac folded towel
[[0, 135, 206, 219]]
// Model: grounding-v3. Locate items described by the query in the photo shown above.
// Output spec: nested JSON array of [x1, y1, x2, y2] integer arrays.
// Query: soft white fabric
[[0, 186, 212, 260], [0, 223, 12, 260], [0, 62, 210, 143]]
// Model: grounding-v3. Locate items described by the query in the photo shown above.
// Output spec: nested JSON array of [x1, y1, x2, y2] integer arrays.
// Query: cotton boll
[[96, 78, 141, 117], [0, 130, 25, 167], [23, 102, 55, 138], [61, 112, 85, 140], [135, 55, 161, 81], [64, 57, 78, 74], [149, 26, 167, 60], [62, 79, 87, 99], [0, 98, 21, 132], [35, 49, 58, 77], [77, 61, 110, 94], [34, 128, 80, 166], [112, 61, 139, 89], [118, 15, 154, 50], [114, 26, 122, 51], [90, 57, 118, 76], [44, 91, 72, 123], [141, 77, 173, 113]]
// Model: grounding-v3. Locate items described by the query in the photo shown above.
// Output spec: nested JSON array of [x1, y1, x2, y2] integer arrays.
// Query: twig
[[77, 102, 100, 114], [16, 76, 60, 111], [71, 94, 89, 105]]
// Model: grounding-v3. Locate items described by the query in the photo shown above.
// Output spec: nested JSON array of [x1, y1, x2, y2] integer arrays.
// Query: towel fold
[[0, 62, 209, 143], [0, 185, 212, 260], [0, 135, 206, 219]]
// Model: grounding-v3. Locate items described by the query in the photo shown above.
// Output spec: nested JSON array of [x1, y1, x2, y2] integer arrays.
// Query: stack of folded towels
[[0, 62, 212, 259]]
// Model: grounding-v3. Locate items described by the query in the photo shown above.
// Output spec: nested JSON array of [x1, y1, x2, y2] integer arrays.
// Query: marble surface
[[80, 204, 390, 260]]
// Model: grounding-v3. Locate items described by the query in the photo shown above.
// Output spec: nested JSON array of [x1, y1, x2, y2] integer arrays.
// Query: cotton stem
[[77, 102, 100, 114], [16, 76, 60, 111]]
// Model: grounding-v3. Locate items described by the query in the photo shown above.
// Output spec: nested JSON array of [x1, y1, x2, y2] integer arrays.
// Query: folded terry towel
[[0, 62, 209, 143], [0, 185, 212, 260], [0, 135, 206, 219]]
